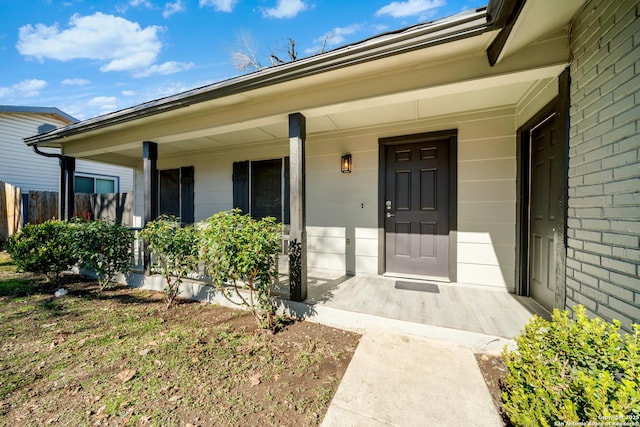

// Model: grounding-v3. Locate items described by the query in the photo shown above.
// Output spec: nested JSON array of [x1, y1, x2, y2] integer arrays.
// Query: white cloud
[[148, 79, 214, 98], [163, 0, 185, 18], [121, 90, 137, 96], [0, 79, 47, 98], [133, 60, 194, 78], [305, 24, 363, 54], [62, 78, 90, 86], [375, 0, 445, 18], [17, 12, 164, 73], [101, 51, 158, 73], [88, 96, 118, 106], [115, 0, 153, 14], [318, 24, 362, 47], [154, 82, 192, 97], [130, 0, 153, 7], [87, 96, 119, 114], [199, 0, 238, 12], [262, 0, 308, 18]]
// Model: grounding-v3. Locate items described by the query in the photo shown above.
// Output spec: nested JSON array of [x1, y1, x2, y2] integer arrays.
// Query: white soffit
[[497, 0, 588, 64]]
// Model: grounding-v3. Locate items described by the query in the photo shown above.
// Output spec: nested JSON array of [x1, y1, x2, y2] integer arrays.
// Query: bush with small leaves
[[139, 215, 200, 309], [502, 305, 640, 426], [70, 219, 133, 290], [5, 220, 76, 283], [200, 209, 282, 330]]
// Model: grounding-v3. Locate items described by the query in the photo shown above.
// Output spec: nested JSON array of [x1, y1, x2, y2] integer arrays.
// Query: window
[[233, 158, 289, 223], [159, 169, 180, 217], [74, 174, 117, 194], [158, 166, 194, 224]]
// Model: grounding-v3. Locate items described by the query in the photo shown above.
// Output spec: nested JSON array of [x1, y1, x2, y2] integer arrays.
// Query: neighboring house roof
[[0, 105, 78, 125], [24, 6, 493, 146], [0, 105, 133, 194]]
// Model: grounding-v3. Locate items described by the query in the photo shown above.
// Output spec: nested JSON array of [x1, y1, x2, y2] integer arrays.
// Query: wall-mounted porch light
[[341, 153, 352, 173]]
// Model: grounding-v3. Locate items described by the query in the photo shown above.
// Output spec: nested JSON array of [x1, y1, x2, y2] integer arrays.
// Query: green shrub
[[200, 209, 282, 330], [502, 305, 640, 426], [139, 215, 200, 309], [4, 220, 76, 283], [70, 219, 133, 290]]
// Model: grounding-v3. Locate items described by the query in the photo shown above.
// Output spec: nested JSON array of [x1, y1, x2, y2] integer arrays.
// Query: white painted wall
[[516, 78, 558, 127], [0, 112, 133, 193], [134, 106, 520, 290], [456, 109, 517, 291]]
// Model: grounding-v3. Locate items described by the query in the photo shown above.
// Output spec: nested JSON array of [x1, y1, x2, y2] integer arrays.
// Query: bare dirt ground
[[0, 252, 360, 427], [475, 353, 514, 427]]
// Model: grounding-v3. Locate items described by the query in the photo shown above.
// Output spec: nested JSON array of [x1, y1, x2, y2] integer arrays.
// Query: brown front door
[[384, 139, 450, 279], [529, 113, 559, 312]]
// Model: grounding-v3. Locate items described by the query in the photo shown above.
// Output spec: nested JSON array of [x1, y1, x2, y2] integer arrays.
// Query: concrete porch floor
[[136, 259, 545, 350], [275, 261, 545, 341]]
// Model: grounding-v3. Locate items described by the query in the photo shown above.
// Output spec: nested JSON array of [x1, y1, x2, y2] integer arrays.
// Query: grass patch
[[0, 251, 360, 426], [0, 278, 33, 297]]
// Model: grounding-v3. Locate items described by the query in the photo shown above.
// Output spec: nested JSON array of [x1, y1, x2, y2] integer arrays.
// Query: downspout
[[31, 124, 75, 221]]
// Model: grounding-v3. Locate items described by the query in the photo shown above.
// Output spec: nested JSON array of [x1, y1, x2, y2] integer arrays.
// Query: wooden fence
[[0, 182, 22, 243], [27, 191, 57, 224], [0, 180, 132, 242], [26, 191, 132, 225], [76, 192, 133, 226]]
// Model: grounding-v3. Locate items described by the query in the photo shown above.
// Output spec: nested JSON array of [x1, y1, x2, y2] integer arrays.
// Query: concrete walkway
[[322, 329, 503, 427]]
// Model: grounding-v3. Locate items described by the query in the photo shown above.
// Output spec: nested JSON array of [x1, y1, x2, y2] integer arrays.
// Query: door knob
[[386, 212, 395, 218]]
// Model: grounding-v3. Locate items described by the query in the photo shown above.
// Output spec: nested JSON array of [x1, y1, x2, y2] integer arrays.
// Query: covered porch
[[25, 2, 581, 336], [272, 261, 543, 341]]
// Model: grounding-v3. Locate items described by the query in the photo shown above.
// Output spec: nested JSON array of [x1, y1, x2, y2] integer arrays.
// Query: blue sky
[[0, 0, 485, 120]]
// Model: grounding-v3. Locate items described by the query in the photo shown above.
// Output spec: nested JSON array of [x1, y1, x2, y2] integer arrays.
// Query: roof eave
[[24, 8, 491, 147], [0, 105, 79, 124]]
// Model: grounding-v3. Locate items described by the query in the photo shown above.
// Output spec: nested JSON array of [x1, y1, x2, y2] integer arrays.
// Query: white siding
[[133, 106, 519, 289], [0, 112, 133, 193], [0, 113, 62, 192], [456, 110, 517, 291]]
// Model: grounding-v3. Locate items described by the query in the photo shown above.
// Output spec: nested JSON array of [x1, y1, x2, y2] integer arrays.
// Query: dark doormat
[[395, 281, 440, 293]]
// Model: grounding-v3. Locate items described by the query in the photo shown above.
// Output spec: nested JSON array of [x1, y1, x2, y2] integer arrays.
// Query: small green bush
[[5, 220, 76, 283], [200, 209, 282, 330], [70, 219, 133, 290], [139, 215, 200, 309], [502, 305, 640, 426]]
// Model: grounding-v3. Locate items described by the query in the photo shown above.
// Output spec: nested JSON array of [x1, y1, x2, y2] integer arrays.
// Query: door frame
[[378, 129, 458, 281], [515, 68, 570, 309]]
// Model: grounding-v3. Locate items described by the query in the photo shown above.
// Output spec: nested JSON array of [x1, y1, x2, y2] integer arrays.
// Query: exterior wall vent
[[38, 123, 57, 134]]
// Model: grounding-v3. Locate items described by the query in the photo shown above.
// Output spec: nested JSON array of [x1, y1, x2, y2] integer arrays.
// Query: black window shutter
[[284, 157, 290, 224], [180, 166, 194, 224], [233, 161, 250, 214]]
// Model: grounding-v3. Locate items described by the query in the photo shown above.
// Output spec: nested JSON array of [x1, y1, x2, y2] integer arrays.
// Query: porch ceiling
[[82, 73, 557, 167]]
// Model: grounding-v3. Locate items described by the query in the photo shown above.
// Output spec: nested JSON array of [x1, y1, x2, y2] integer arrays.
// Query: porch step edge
[[278, 299, 516, 353]]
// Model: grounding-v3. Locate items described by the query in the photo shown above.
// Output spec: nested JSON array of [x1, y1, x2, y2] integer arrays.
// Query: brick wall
[[567, 0, 640, 331]]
